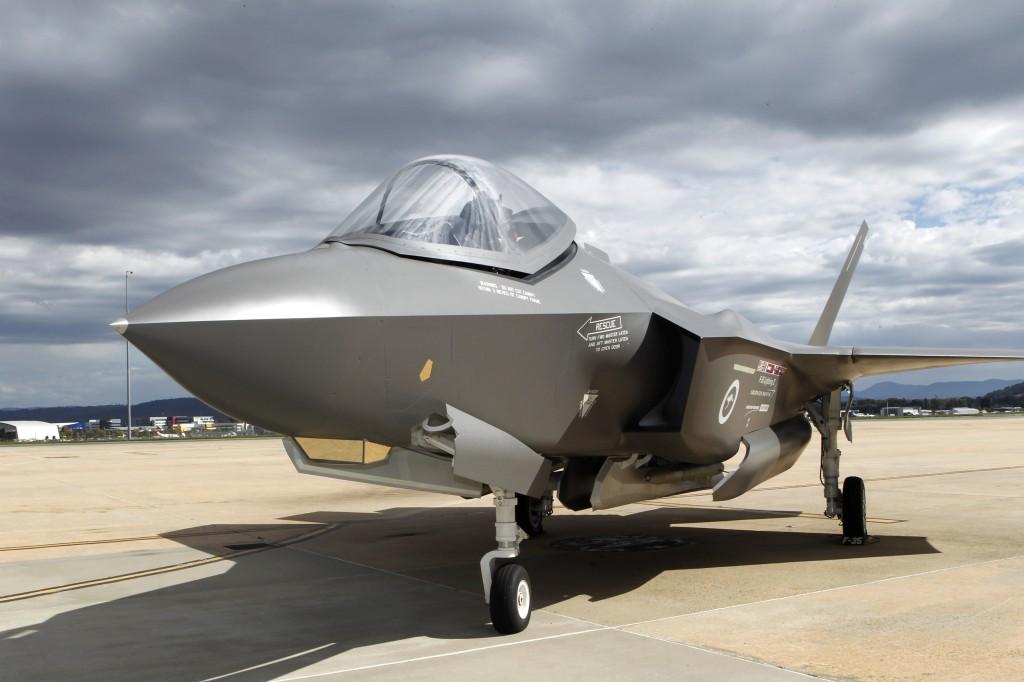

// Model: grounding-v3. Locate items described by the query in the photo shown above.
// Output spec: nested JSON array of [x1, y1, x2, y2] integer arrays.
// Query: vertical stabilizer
[[808, 221, 869, 346]]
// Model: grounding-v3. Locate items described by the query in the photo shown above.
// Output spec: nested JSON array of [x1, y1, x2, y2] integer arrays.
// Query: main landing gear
[[480, 488, 532, 633], [807, 386, 869, 544], [515, 492, 553, 537]]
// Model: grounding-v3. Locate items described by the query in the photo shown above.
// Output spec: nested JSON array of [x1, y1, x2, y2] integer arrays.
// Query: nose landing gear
[[480, 488, 532, 634]]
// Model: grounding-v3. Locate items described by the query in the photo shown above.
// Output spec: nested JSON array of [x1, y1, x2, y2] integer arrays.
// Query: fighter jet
[[113, 154, 1024, 633]]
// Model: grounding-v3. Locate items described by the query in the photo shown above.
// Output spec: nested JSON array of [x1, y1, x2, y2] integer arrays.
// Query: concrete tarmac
[[1, 417, 1022, 681]]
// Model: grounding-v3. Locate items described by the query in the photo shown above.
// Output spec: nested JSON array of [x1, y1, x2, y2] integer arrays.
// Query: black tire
[[842, 476, 867, 541], [489, 563, 532, 634], [515, 493, 545, 537]]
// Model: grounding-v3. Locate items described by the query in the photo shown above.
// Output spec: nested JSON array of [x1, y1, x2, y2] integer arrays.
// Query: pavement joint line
[[278, 495, 515, 603], [0, 523, 342, 603], [270, 610, 823, 681], [0, 497, 479, 604], [612, 625, 829, 681], [636, 501, 905, 524], [673, 463, 1024, 499], [0, 496, 471, 558], [0, 526, 295, 553], [514, 607, 827, 681], [733, 464, 1024, 493], [615, 552, 1024, 630], [199, 642, 337, 682], [282, 543, 486, 603], [274, 628, 609, 680]]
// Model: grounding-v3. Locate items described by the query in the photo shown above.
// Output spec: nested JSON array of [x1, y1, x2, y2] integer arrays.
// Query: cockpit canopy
[[324, 155, 575, 275]]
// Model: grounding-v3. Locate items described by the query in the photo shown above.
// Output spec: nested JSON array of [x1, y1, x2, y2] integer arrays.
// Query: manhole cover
[[550, 535, 691, 552]]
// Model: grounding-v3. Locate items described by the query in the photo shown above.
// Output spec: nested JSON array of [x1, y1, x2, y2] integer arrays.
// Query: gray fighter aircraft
[[113, 155, 1024, 633]]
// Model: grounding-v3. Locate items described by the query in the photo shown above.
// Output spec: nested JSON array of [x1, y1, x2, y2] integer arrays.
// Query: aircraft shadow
[[0, 504, 938, 681]]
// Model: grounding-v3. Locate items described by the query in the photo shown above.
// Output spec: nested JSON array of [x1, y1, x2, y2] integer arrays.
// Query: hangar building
[[0, 421, 60, 442]]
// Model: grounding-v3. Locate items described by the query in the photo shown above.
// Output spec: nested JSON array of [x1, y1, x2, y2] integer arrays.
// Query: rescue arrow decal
[[577, 315, 623, 340]]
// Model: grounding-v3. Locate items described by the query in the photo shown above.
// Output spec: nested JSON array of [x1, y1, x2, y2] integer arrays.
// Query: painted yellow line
[[0, 523, 339, 603]]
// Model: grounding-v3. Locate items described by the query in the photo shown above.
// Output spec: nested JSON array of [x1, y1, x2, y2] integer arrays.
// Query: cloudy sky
[[3, 1, 1024, 408]]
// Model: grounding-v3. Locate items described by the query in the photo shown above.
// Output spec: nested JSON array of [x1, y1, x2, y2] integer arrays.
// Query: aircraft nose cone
[[121, 251, 357, 331], [115, 247, 384, 436]]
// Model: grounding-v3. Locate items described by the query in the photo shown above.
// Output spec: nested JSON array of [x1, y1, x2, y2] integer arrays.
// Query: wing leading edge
[[847, 346, 1024, 378], [791, 345, 1024, 385]]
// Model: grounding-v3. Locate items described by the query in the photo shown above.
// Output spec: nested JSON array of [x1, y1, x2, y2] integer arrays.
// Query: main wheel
[[489, 563, 532, 634], [515, 493, 545, 537], [841, 476, 867, 543]]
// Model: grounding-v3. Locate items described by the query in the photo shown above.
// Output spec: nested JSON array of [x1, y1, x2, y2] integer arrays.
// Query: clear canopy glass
[[324, 155, 575, 274]]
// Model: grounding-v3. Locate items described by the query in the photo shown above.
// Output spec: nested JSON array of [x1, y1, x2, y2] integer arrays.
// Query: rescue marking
[[719, 380, 740, 424], [577, 315, 630, 353]]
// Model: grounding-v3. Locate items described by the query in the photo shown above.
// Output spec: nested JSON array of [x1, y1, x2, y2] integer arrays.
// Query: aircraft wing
[[846, 346, 1024, 379], [791, 345, 1024, 384]]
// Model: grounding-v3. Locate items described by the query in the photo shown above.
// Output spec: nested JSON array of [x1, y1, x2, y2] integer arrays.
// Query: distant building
[[952, 407, 980, 416], [880, 407, 924, 417], [0, 421, 61, 441], [150, 417, 168, 428]]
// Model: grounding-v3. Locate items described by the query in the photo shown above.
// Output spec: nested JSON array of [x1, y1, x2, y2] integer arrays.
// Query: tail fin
[[808, 221, 869, 346]]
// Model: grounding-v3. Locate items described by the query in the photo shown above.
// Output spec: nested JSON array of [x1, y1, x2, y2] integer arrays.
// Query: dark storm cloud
[[3, 0, 1024, 405], [7, 0, 1024, 237]]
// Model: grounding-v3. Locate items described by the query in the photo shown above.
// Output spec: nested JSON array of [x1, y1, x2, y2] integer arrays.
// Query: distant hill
[[857, 379, 1024, 400], [0, 397, 232, 424], [981, 381, 1024, 406]]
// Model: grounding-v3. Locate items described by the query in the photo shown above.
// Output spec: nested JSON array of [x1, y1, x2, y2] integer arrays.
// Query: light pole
[[125, 270, 133, 441]]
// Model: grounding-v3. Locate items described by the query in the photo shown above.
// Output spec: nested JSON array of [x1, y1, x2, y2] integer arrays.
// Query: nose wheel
[[489, 563, 532, 633]]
